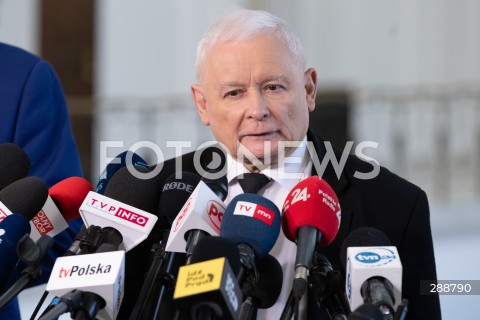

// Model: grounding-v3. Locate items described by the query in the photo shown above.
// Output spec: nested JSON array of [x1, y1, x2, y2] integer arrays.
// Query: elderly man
[[121, 9, 441, 320]]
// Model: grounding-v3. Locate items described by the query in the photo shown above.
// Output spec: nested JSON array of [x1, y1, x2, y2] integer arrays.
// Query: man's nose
[[246, 90, 270, 120]]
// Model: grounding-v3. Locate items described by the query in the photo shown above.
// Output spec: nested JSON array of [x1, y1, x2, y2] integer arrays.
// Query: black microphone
[[309, 251, 349, 320], [239, 254, 283, 320], [129, 171, 202, 320], [0, 176, 48, 218], [0, 143, 31, 189]]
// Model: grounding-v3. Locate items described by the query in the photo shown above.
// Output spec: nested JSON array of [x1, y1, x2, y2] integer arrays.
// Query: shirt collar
[[226, 136, 309, 186]]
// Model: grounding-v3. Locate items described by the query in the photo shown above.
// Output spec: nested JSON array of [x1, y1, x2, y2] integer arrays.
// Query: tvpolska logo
[[58, 263, 113, 278], [354, 247, 397, 267]]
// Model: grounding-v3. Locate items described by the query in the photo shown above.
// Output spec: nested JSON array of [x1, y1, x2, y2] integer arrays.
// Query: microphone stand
[[309, 252, 350, 320], [129, 229, 183, 320], [0, 235, 53, 310]]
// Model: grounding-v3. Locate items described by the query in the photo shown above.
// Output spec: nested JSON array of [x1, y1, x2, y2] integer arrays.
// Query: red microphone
[[282, 176, 341, 301], [49, 176, 93, 221], [29, 177, 93, 240]]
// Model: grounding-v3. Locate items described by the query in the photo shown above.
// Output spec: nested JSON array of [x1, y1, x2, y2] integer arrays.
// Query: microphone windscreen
[[282, 176, 340, 246], [0, 143, 31, 189], [158, 171, 202, 225], [340, 227, 391, 270], [0, 176, 48, 220], [49, 176, 93, 221], [104, 165, 161, 214], [250, 254, 283, 308], [95, 151, 149, 195], [220, 193, 281, 260], [190, 236, 241, 276]]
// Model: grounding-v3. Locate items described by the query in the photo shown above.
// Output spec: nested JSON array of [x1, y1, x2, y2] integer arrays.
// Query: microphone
[[0, 176, 48, 222], [79, 166, 159, 251], [309, 251, 350, 320], [239, 254, 283, 320], [341, 227, 403, 319], [43, 238, 125, 320], [220, 193, 281, 282], [95, 150, 149, 195], [282, 176, 341, 301], [28, 176, 93, 241], [174, 236, 243, 320], [129, 171, 202, 320], [0, 214, 31, 292], [165, 175, 227, 262], [0, 143, 31, 189]]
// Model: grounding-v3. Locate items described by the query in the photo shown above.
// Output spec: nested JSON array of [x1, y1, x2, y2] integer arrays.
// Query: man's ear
[[304, 68, 317, 112], [191, 83, 210, 126]]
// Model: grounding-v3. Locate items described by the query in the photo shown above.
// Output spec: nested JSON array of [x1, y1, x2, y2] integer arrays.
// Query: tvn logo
[[58, 263, 113, 278], [354, 248, 397, 267], [233, 201, 274, 226], [87, 198, 149, 227]]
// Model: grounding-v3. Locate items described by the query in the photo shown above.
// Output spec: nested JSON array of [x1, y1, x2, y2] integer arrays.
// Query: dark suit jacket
[[120, 129, 441, 320]]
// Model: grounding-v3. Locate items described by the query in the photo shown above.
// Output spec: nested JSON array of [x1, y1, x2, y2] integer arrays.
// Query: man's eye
[[266, 84, 283, 91], [224, 90, 241, 98]]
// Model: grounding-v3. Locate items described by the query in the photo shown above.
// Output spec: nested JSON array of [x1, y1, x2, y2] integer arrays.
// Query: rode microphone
[[43, 240, 125, 320], [239, 254, 283, 320], [159, 171, 202, 228], [79, 166, 159, 251], [129, 171, 202, 320], [342, 227, 402, 318], [282, 176, 341, 301], [95, 150, 149, 195], [220, 193, 281, 282], [26, 176, 93, 242], [0, 176, 48, 223], [166, 176, 226, 261], [174, 236, 243, 320], [0, 143, 31, 189]]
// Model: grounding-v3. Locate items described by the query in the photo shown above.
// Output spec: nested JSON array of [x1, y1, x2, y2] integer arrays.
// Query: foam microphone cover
[[190, 236, 241, 276], [282, 176, 341, 247], [49, 176, 93, 221], [340, 227, 391, 270], [104, 165, 161, 214], [0, 143, 31, 189], [248, 254, 283, 308], [158, 171, 202, 225], [0, 176, 48, 220], [220, 193, 281, 260]]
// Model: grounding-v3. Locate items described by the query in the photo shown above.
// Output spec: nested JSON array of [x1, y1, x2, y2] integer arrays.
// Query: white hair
[[195, 9, 306, 81]]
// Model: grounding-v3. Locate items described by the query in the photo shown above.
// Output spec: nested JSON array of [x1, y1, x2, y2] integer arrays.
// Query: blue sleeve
[[0, 54, 85, 318], [13, 59, 83, 186]]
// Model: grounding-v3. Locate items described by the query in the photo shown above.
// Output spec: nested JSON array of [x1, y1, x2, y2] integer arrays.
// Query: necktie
[[237, 172, 272, 194]]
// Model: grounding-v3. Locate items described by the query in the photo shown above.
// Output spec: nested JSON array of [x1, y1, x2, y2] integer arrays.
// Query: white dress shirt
[[224, 137, 312, 320]]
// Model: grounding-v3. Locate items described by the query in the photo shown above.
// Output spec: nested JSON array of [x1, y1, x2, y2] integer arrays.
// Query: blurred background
[[1, 0, 479, 318]]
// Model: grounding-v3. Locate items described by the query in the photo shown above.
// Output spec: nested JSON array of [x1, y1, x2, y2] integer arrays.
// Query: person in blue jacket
[[0, 42, 84, 319]]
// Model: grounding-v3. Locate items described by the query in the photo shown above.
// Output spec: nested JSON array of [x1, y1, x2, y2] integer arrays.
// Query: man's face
[[191, 34, 317, 167]]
